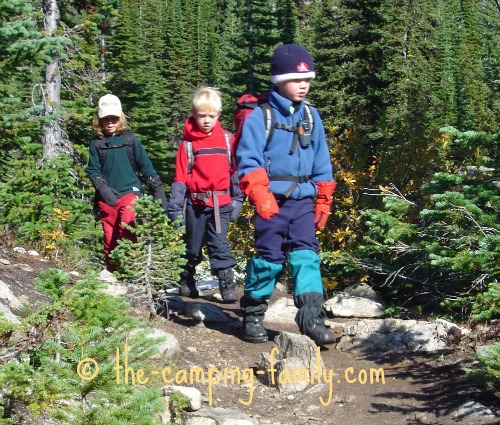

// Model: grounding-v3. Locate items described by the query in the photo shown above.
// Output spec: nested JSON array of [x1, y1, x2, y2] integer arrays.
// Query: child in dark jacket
[[168, 87, 242, 303], [87, 94, 168, 272], [236, 45, 337, 345]]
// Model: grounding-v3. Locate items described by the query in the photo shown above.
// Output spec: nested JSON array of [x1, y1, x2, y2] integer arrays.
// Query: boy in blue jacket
[[236, 44, 337, 345]]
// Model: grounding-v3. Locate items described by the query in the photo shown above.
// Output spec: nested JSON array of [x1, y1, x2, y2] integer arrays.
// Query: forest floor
[[1, 249, 499, 425]]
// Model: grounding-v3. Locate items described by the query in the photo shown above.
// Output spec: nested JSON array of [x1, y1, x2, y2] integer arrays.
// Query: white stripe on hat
[[271, 71, 316, 84]]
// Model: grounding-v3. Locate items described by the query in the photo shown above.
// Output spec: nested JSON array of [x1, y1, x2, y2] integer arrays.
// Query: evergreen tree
[[0, 0, 65, 175], [432, 0, 495, 132], [228, 0, 281, 96], [376, 0, 439, 192], [277, 0, 299, 45], [109, 0, 172, 173], [311, 0, 387, 188], [161, 0, 204, 140], [330, 127, 500, 317], [110, 195, 187, 316], [479, 0, 500, 129], [429, 0, 459, 129], [0, 269, 165, 423], [455, 0, 494, 131], [214, 0, 243, 127]]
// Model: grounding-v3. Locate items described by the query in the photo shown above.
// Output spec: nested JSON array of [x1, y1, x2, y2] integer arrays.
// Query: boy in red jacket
[[168, 87, 242, 302]]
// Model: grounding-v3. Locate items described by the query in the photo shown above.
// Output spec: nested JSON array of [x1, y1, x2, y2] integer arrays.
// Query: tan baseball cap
[[98, 94, 122, 118]]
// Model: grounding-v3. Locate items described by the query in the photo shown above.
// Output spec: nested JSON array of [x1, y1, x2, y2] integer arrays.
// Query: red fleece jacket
[[173, 117, 235, 208]]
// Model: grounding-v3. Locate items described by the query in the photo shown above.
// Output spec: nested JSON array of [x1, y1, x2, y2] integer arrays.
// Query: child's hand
[[314, 204, 330, 230], [240, 168, 279, 220], [92, 176, 119, 206], [230, 199, 244, 221], [314, 181, 337, 230], [252, 188, 279, 220], [99, 186, 119, 206]]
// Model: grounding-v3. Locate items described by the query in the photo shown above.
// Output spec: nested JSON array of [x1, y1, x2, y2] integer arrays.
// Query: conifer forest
[[0, 1, 499, 423], [0, 0, 498, 319]]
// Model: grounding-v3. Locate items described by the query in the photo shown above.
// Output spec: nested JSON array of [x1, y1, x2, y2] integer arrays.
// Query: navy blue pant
[[183, 202, 236, 276], [244, 198, 323, 300], [255, 198, 318, 263]]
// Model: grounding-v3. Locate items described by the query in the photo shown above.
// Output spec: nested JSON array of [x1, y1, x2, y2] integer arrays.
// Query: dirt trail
[[158, 288, 498, 425], [1, 250, 498, 425]]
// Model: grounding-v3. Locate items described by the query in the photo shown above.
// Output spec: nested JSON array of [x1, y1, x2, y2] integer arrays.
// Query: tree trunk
[[42, 0, 71, 159]]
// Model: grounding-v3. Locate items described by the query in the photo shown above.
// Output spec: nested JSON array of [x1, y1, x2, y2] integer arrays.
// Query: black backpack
[[93, 130, 137, 175]]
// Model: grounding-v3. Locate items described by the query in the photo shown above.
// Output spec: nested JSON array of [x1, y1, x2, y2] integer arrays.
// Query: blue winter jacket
[[236, 87, 333, 200]]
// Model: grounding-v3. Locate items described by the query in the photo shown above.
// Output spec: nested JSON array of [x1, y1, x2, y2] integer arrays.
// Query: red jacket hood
[[183, 117, 224, 141]]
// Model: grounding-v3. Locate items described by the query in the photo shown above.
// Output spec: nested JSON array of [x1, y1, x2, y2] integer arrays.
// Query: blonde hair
[[191, 87, 222, 114], [92, 113, 128, 138]]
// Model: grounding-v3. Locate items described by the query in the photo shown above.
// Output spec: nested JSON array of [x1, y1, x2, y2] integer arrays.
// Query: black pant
[[183, 202, 236, 275]]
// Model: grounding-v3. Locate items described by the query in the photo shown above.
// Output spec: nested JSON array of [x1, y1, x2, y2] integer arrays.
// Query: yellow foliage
[[53, 207, 71, 222]]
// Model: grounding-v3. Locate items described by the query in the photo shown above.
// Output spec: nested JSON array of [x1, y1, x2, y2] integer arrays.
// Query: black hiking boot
[[178, 279, 199, 298], [218, 268, 237, 303], [295, 292, 335, 346], [243, 318, 268, 343], [302, 319, 335, 346], [240, 294, 269, 343]]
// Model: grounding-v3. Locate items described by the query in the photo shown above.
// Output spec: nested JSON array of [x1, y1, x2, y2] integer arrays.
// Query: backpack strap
[[259, 102, 275, 142], [259, 102, 313, 144], [263, 102, 315, 198], [122, 130, 138, 175], [223, 130, 232, 168], [304, 103, 314, 134], [94, 130, 137, 175], [185, 140, 194, 173], [185, 131, 232, 174]]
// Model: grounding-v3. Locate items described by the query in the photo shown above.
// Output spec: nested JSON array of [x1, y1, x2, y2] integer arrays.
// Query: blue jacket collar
[[268, 87, 305, 118]]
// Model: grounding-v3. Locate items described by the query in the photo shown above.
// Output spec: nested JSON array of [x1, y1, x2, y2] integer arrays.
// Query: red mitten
[[240, 168, 279, 220], [314, 181, 337, 230]]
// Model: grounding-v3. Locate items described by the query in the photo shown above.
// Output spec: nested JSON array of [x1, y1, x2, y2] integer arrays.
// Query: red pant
[[98, 193, 138, 271]]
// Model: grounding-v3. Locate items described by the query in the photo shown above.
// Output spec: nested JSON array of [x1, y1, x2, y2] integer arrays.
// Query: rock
[[186, 417, 217, 425], [344, 282, 384, 304], [13, 247, 26, 254], [14, 263, 34, 272], [0, 302, 21, 324], [100, 282, 128, 297], [165, 280, 219, 295], [96, 269, 118, 284], [403, 322, 447, 352], [158, 396, 173, 424], [163, 385, 202, 411], [129, 327, 180, 359], [264, 297, 298, 325], [324, 293, 385, 318], [187, 407, 259, 425], [451, 400, 497, 423], [148, 328, 180, 358], [274, 282, 289, 293], [0, 259, 11, 265], [336, 319, 448, 354], [184, 302, 230, 323], [256, 332, 325, 394], [0, 279, 23, 310], [435, 318, 470, 337], [324, 320, 345, 341]]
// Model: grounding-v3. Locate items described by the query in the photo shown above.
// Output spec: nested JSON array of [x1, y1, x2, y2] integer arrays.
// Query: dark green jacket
[[87, 133, 157, 198]]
